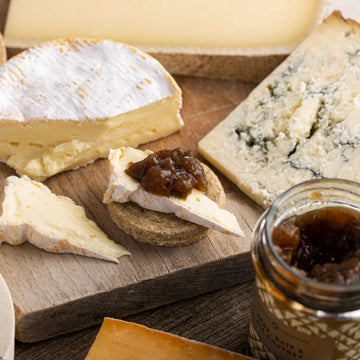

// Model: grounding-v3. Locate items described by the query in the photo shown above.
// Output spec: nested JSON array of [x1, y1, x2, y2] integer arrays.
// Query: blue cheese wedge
[[199, 12, 360, 208], [0, 176, 129, 262], [104, 147, 243, 236], [0, 38, 183, 181]]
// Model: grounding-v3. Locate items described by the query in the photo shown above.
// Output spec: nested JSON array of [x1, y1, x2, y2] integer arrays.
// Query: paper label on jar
[[251, 291, 335, 360]]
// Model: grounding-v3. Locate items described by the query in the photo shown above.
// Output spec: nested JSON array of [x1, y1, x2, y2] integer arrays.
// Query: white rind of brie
[[104, 147, 243, 237], [0, 38, 183, 180], [0, 176, 130, 262], [0, 273, 14, 360]]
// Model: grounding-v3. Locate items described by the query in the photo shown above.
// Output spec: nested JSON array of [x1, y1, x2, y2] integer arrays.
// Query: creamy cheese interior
[[5, 0, 324, 50], [104, 148, 243, 236], [0, 176, 129, 262], [0, 39, 182, 180]]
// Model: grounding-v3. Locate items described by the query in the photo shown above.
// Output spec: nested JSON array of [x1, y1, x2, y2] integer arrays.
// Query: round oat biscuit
[[107, 164, 225, 246]]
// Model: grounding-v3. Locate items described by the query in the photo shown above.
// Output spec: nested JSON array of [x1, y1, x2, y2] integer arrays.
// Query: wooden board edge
[[15, 252, 253, 342]]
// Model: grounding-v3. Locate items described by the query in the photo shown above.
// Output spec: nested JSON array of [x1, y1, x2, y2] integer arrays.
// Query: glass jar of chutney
[[249, 179, 360, 360]]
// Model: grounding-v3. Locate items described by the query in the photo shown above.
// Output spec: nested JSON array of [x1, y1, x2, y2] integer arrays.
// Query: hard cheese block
[[5, 0, 324, 50], [0, 38, 182, 180], [85, 318, 252, 360], [3, 0, 326, 81], [0, 176, 129, 262], [199, 12, 360, 208], [103, 147, 243, 236], [0, 273, 14, 360]]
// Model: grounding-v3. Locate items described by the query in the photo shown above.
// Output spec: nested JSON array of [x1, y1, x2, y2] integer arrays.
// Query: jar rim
[[256, 178, 360, 313]]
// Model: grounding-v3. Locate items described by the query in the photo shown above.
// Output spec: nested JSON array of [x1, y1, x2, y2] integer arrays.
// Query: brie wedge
[[0, 38, 183, 180], [104, 147, 243, 236], [0, 176, 129, 262], [0, 273, 14, 360]]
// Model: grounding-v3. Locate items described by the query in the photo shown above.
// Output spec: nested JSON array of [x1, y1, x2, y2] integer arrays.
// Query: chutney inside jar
[[272, 206, 360, 285]]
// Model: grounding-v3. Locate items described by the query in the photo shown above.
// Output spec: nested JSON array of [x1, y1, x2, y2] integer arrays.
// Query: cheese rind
[[0, 273, 14, 360], [85, 318, 251, 360], [104, 148, 243, 236], [199, 12, 360, 207], [0, 38, 183, 180], [0, 176, 129, 262], [4, 0, 326, 81]]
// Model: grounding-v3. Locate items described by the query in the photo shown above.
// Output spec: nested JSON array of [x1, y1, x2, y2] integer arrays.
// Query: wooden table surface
[[10, 74, 257, 359], [15, 281, 255, 359]]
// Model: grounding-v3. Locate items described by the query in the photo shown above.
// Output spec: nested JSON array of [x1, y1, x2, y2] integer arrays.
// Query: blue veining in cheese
[[199, 13, 360, 207]]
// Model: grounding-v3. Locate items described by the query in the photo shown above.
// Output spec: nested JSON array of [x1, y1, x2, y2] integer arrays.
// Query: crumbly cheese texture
[[199, 13, 360, 208], [85, 318, 248, 360], [0, 176, 129, 262], [0, 274, 14, 360], [104, 147, 243, 236], [0, 38, 183, 180]]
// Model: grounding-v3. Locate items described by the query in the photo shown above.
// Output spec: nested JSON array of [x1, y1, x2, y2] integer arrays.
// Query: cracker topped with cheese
[[199, 12, 360, 208], [0, 38, 183, 181], [104, 147, 243, 246]]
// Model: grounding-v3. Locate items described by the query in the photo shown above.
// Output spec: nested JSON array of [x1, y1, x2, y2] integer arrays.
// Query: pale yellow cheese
[[0, 176, 129, 262], [0, 38, 182, 180], [85, 318, 251, 360], [0, 274, 14, 360], [5, 0, 325, 53]]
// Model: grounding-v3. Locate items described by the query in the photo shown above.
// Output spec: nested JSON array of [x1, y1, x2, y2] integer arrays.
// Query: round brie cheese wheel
[[0, 274, 15, 360]]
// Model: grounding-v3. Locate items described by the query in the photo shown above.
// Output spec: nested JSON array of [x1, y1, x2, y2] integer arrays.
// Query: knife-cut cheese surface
[[0, 176, 129, 262], [0, 273, 14, 360], [199, 13, 360, 208], [0, 38, 182, 180], [85, 318, 251, 360], [104, 147, 243, 236], [5, 0, 324, 52]]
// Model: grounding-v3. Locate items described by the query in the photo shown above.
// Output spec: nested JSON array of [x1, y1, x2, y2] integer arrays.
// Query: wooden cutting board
[[0, 0, 357, 346], [0, 0, 264, 344], [0, 71, 262, 342]]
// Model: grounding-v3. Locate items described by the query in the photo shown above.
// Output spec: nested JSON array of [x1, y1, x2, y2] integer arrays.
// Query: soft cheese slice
[[85, 318, 251, 360], [0, 176, 129, 262], [0, 273, 14, 360], [104, 147, 243, 236], [199, 12, 360, 208], [0, 38, 183, 180]]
